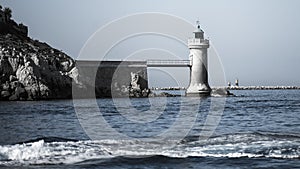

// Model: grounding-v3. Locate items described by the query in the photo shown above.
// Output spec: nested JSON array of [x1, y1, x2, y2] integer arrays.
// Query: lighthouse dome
[[193, 24, 204, 33], [193, 24, 204, 39]]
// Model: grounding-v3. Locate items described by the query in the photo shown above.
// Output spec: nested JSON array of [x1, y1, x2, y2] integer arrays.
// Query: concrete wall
[[75, 60, 148, 98]]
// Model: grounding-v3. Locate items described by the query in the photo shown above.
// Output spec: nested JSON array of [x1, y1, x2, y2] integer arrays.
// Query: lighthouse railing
[[188, 38, 209, 44], [146, 60, 191, 67]]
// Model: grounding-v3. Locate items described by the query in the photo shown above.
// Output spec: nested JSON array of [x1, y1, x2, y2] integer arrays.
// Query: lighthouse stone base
[[186, 83, 211, 96]]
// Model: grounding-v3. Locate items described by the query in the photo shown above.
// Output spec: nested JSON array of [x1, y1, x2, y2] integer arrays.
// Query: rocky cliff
[[0, 33, 79, 100]]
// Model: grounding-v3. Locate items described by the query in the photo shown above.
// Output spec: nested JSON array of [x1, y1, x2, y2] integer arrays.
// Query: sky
[[1, 0, 300, 87]]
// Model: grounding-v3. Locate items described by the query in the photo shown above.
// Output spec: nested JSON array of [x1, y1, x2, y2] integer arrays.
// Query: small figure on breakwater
[[228, 82, 231, 87], [235, 79, 239, 87]]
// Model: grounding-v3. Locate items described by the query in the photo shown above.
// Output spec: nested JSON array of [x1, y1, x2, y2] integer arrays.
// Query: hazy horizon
[[1, 0, 299, 87]]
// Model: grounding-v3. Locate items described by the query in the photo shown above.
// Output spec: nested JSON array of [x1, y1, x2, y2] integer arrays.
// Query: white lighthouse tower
[[186, 21, 211, 96]]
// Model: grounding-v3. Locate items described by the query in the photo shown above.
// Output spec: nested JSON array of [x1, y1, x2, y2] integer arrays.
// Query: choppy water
[[0, 90, 299, 168]]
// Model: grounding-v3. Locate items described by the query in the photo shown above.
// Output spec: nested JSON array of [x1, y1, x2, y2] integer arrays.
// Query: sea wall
[[75, 60, 149, 98]]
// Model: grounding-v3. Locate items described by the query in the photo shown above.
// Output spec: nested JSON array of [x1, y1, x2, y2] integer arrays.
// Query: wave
[[177, 132, 300, 158], [18, 136, 79, 144], [0, 133, 299, 166]]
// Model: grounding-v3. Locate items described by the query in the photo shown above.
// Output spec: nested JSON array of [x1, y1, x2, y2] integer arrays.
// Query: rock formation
[[128, 72, 150, 98], [0, 33, 80, 100]]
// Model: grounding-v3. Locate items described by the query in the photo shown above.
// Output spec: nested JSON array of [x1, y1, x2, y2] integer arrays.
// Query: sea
[[0, 90, 299, 169]]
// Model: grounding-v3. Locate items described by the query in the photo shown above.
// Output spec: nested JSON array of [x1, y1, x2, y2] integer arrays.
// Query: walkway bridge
[[76, 60, 192, 68], [146, 60, 191, 67]]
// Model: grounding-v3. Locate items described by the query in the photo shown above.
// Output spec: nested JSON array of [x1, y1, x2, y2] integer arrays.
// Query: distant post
[[235, 79, 239, 87]]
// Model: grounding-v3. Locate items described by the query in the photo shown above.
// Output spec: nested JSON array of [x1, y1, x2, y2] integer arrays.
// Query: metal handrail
[[146, 60, 191, 67]]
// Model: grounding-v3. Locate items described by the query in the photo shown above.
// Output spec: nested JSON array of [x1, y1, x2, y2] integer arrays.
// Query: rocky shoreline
[[0, 33, 79, 100]]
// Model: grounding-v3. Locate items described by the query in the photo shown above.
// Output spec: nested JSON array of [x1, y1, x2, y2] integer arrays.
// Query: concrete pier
[[186, 22, 211, 96]]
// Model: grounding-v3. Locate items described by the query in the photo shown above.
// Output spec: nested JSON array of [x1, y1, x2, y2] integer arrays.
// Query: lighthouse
[[186, 21, 211, 96]]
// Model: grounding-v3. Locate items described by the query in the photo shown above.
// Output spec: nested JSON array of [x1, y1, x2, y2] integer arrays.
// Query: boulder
[[10, 81, 20, 90], [2, 81, 10, 91], [8, 57, 19, 72], [1, 90, 10, 99], [0, 57, 14, 77], [68, 67, 80, 84], [17, 87, 28, 99], [61, 60, 71, 72], [9, 75, 18, 82]]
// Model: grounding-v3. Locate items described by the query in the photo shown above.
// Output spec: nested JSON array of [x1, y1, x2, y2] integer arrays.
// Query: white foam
[[0, 140, 113, 165], [0, 138, 299, 166]]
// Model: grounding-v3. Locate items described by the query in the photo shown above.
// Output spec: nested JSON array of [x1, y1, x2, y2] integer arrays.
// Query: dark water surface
[[0, 90, 299, 168]]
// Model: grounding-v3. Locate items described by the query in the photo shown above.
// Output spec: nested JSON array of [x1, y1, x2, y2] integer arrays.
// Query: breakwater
[[151, 86, 300, 91], [226, 86, 300, 90]]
